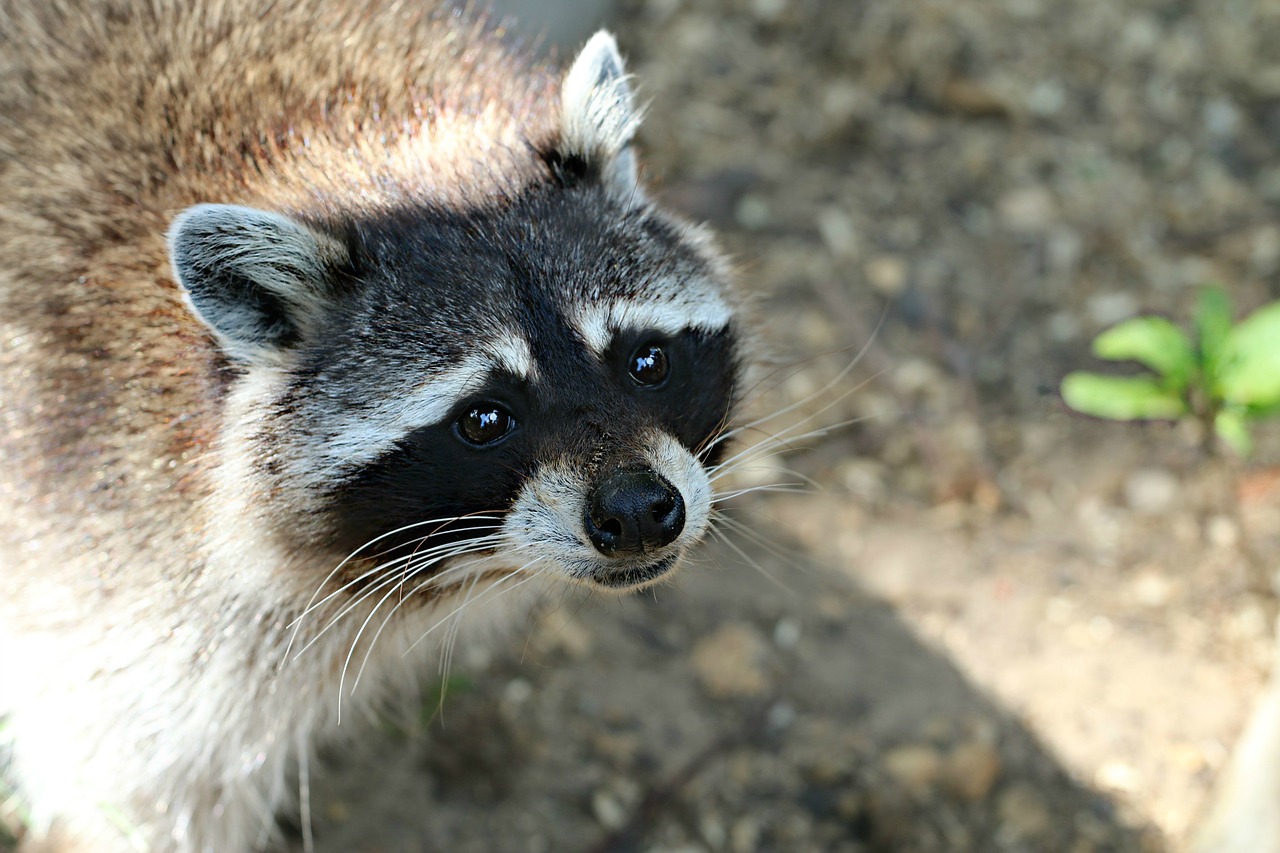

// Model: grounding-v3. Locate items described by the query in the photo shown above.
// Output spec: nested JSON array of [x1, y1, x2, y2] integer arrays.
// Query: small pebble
[[1087, 292, 1140, 326], [883, 745, 943, 796], [690, 623, 771, 698], [997, 785, 1052, 841], [864, 254, 908, 296], [998, 186, 1056, 233], [735, 194, 771, 230], [1047, 311, 1082, 342], [1096, 760, 1142, 794], [944, 741, 1002, 802], [1027, 80, 1066, 117], [816, 207, 859, 258], [591, 790, 627, 830], [503, 678, 533, 706], [773, 617, 802, 649], [1207, 515, 1239, 549], [1124, 468, 1179, 515]]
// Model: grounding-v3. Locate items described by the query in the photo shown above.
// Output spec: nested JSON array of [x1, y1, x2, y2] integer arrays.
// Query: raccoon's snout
[[584, 468, 686, 557]]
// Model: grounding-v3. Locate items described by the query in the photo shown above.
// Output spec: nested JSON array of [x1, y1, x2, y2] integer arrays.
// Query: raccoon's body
[[0, 2, 745, 850]]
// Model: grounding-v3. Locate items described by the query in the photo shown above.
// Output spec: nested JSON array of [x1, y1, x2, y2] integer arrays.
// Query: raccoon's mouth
[[503, 437, 712, 593], [588, 553, 680, 590]]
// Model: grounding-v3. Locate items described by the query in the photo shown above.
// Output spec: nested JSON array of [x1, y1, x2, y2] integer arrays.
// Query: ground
[[8, 0, 1280, 851], [303, 1, 1280, 851]]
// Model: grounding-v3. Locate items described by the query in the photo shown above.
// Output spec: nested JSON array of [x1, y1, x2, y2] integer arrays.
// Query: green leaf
[[1091, 317, 1195, 389], [1061, 372, 1188, 421], [1196, 286, 1234, 376], [1247, 398, 1280, 419], [1215, 409, 1253, 456], [1217, 301, 1280, 408]]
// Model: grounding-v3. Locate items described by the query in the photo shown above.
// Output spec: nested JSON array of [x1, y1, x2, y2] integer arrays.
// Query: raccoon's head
[[167, 33, 744, 595]]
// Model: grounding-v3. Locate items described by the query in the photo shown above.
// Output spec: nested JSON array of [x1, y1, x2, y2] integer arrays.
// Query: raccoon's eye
[[628, 343, 669, 387], [454, 404, 516, 447]]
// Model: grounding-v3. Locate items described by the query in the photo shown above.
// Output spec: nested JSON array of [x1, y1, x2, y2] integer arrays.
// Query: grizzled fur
[[0, 1, 746, 851]]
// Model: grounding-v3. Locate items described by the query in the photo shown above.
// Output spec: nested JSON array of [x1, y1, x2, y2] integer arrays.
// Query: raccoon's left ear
[[555, 30, 643, 201], [167, 203, 346, 366]]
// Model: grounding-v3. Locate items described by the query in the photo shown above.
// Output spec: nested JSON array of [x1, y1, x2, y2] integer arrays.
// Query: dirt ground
[[299, 0, 1280, 845], [7, 0, 1280, 851], [296, 1, 1280, 851], [302, 0, 1280, 845]]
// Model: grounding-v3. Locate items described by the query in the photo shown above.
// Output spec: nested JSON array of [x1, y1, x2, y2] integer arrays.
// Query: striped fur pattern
[[0, 1, 746, 851]]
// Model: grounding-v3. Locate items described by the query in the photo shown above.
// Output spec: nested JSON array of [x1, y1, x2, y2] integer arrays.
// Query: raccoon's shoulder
[[0, 0, 560, 508], [0, 0, 556, 246]]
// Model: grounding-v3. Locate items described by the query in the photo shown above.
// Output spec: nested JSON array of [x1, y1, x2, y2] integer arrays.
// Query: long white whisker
[[401, 558, 549, 658], [289, 536, 505, 662], [294, 563, 416, 663], [711, 373, 880, 461], [336, 571, 412, 722], [734, 298, 888, 416], [713, 452, 832, 493], [296, 729, 314, 853], [438, 570, 485, 688], [344, 549, 514, 697], [703, 354, 887, 472], [335, 543, 508, 714], [283, 513, 503, 660], [291, 521, 503, 625], [708, 413, 876, 489], [708, 523, 791, 593], [711, 416, 854, 475], [289, 542, 430, 631], [702, 338, 882, 458], [712, 483, 809, 501], [299, 527, 504, 627], [712, 511, 807, 571], [288, 525, 503, 631], [291, 537, 504, 661], [422, 560, 555, 720]]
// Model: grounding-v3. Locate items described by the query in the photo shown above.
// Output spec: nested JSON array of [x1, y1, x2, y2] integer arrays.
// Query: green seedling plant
[[1065, 289, 1280, 845], [1062, 286, 1280, 456], [1067, 291, 1280, 853]]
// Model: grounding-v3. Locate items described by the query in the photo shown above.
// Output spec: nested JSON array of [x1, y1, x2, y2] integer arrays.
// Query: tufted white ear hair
[[167, 203, 345, 365], [557, 30, 643, 201]]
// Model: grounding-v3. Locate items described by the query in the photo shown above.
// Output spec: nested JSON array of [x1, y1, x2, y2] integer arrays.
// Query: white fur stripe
[[315, 335, 535, 473], [573, 294, 732, 354], [488, 335, 536, 379]]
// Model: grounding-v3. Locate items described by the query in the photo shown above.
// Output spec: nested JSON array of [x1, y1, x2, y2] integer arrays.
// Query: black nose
[[585, 468, 686, 556]]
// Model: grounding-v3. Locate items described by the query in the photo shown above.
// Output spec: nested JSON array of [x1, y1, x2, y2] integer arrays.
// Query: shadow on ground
[[303, 534, 1155, 852]]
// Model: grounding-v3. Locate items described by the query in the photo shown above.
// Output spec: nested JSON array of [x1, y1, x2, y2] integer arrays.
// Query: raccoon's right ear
[[167, 204, 345, 365], [555, 31, 643, 202]]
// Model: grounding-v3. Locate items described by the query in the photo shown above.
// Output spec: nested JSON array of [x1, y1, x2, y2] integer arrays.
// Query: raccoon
[[0, 1, 747, 850]]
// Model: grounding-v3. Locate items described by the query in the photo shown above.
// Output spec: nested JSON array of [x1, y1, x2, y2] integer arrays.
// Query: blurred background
[[309, 1, 1280, 850]]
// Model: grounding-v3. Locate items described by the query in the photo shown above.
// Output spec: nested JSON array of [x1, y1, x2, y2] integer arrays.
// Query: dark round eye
[[628, 343, 669, 386], [454, 404, 516, 447]]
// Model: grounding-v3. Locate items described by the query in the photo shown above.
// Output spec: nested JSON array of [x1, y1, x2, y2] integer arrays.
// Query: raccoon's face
[[168, 33, 744, 593]]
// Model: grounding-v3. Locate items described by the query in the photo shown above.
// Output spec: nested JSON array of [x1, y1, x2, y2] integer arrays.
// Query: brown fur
[[0, 0, 556, 560], [0, 2, 566, 849]]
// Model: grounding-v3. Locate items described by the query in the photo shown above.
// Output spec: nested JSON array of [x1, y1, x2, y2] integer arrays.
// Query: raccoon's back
[[0, 0, 555, 588]]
